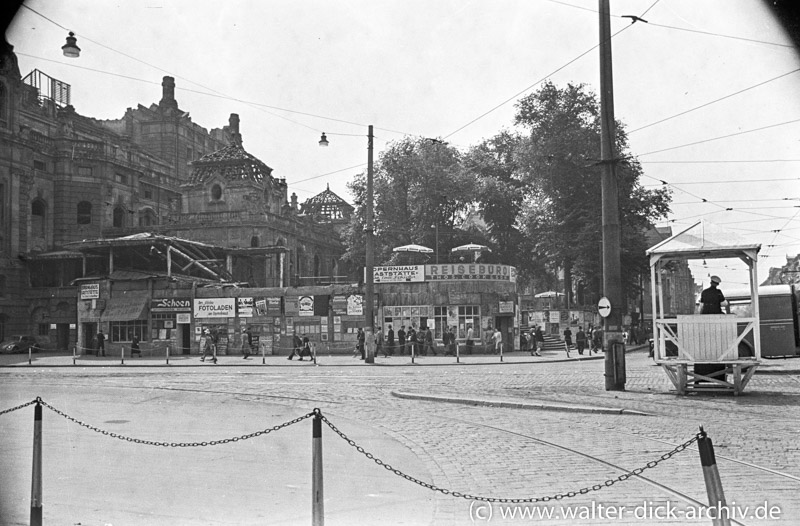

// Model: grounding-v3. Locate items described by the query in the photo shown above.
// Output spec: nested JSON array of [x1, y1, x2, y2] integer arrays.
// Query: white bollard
[[166, 345, 170, 365]]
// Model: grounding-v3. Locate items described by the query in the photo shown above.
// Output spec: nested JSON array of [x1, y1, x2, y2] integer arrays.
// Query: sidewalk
[[0, 346, 619, 368]]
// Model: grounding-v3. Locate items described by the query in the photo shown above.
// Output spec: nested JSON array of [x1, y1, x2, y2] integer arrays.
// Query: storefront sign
[[238, 297, 254, 317], [176, 313, 191, 324], [549, 310, 561, 324], [425, 264, 517, 282], [80, 283, 99, 300], [498, 301, 514, 314], [373, 265, 424, 283], [193, 298, 235, 318], [151, 298, 192, 312], [298, 296, 314, 317], [347, 294, 363, 316]]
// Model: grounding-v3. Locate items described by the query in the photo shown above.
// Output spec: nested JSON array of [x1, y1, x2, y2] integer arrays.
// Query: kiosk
[[647, 221, 761, 395]]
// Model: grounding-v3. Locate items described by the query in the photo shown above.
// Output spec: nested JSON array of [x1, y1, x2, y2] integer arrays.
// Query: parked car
[[0, 335, 42, 354]]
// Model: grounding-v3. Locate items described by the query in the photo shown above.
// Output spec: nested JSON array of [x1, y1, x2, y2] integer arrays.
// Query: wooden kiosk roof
[[646, 221, 761, 260]]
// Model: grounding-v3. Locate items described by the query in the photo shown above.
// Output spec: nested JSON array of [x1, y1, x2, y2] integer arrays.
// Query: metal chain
[[320, 413, 702, 503], [0, 398, 39, 416], [38, 399, 316, 447]]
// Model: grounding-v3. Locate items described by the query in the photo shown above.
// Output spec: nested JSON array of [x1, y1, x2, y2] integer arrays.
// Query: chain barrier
[[6, 398, 314, 447], [0, 398, 39, 416], [1, 399, 701, 502], [320, 412, 702, 503]]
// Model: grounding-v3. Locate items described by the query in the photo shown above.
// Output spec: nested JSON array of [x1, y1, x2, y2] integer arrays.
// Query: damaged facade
[[0, 44, 352, 350]]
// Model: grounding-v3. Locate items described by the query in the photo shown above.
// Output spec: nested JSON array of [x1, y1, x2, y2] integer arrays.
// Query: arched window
[[250, 235, 259, 248], [210, 184, 222, 200], [113, 206, 126, 228], [77, 201, 92, 224], [138, 208, 157, 227], [31, 199, 46, 235]]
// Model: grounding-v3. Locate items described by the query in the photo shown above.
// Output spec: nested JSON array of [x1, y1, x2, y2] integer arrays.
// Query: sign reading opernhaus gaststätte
[[193, 298, 235, 318]]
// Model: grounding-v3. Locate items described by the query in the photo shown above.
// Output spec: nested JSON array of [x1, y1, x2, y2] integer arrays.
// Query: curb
[[391, 390, 652, 416]]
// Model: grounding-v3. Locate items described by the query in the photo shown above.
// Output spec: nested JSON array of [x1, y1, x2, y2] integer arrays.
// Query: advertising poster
[[347, 294, 363, 316], [193, 298, 235, 318], [298, 296, 314, 317], [238, 297, 254, 317], [373, 265, 424, 283]]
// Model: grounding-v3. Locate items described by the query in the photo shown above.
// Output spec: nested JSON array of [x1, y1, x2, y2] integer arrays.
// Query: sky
[[6, 0, 800, 288]]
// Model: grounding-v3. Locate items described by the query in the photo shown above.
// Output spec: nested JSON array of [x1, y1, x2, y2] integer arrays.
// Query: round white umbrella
[[450, 243, 491, 252], [534, 291, 565, 298], [393, 244, 433, 253]]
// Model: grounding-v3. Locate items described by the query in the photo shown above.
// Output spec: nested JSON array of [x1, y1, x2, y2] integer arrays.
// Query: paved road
[[1, 348, 799, 525]]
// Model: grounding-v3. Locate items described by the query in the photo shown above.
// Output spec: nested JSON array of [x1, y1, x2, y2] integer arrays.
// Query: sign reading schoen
[[193, 298, 236, 318]]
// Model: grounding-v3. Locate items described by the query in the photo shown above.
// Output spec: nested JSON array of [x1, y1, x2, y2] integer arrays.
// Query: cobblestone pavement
[[1, 348, 799, 525]]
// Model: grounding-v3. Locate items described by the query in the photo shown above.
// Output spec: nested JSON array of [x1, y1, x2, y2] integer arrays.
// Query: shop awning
[[101, 293, 149, 322]]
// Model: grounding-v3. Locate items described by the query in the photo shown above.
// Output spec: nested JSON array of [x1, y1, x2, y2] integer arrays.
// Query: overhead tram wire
[[627, 68, 800, 135]]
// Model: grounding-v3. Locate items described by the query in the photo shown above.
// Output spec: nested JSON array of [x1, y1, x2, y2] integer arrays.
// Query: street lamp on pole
[[319, 127, 376, 364]]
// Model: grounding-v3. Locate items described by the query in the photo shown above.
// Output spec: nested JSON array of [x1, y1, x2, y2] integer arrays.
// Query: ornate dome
[[301, 184, 353, 221], [188, 144, 273, 185]]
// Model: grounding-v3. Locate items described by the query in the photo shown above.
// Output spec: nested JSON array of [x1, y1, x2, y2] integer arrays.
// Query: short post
[[30, 400, 43, 526], [212, 343, 217, 364], [261, 342, 265, 365], [411, 341, 415, 364], [312, 342, 317, 365], [121, 346, 125, 365], [28, 346, 32, 366], [166, 345, 170, 365], [500, 343, 504, 362], [456, 341, 460, 364], [312, 411, 324, 526], [698, 427, 731, 526], [73, 345, 77, 366]]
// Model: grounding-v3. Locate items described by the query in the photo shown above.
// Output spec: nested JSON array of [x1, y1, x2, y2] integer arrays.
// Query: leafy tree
[[343, 137, 476, 269], [513, 81, 671, 306]]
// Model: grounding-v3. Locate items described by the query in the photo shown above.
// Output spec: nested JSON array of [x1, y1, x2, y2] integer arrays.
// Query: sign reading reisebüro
[[193, 298, 235, 318]]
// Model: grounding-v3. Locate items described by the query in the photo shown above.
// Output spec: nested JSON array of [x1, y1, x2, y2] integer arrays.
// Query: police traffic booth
[[647, 221, 762, 395]]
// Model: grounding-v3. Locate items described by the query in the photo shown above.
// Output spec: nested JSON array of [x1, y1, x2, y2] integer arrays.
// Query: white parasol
[[392, 244, 433, 253]]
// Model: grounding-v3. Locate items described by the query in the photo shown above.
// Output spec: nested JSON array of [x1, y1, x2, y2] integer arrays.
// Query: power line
[[636, 117, 800, 157], [643, 176, 800, 185], [641, 159, 800, 164], [627, 68, 800, 135], [647, 21, 795, 49]]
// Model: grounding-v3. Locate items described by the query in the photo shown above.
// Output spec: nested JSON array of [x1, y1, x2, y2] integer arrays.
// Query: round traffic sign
[[598, 297, 611, 318]]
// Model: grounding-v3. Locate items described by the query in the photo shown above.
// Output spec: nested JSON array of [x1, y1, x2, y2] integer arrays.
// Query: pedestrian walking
[[532, 326, 544, 356], [492, 327, 503, 354], [465, 324, 474, 355], [592, 326, 604, 354], [407, 327, 418, 356], [357, 328, 366, 360], [376, 328, 387, 357], [131, 334, 141, 358], [301, 335, 312, 360], [563, 327, 573, 350], [242, 327, 253, 359], [575, 327, 587, 355], [424, 326, 437, 355], [386, 324, 395, 356], [288, 333, 303, 360], [200, 328, 217, 363], [96, 329, 106, 357], [397, 325, 406, 355]]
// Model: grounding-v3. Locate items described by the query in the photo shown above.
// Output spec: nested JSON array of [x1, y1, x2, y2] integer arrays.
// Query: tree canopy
[[341, 81, 671, 308]]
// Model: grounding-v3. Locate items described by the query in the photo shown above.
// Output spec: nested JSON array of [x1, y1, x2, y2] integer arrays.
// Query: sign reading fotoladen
[[426, 264, 517, 282], [373, 265, 424, 283], [194, 298, 235, 318]]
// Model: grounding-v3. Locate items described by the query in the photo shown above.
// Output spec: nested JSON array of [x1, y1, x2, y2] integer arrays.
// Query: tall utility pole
[[599, 0, 625, 390], [364, 125, 375, 364]]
